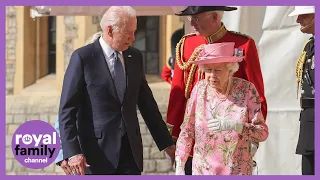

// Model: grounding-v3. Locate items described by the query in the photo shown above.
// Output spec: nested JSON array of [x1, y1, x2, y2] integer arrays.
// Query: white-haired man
[[166, 6, 267, 175], [58, 6, 175, 175], [289, 6, 315, 175]]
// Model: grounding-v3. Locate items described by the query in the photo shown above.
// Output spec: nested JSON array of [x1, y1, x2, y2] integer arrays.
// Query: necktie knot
[[114, 51, 118, 60]]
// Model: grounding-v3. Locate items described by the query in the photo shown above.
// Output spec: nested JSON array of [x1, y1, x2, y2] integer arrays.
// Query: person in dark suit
[[58, 6, 175, 175], [288, 6, 315, 175]]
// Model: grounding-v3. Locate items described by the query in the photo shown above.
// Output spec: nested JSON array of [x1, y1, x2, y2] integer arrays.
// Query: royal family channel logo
[[11, 120, 60, 169]]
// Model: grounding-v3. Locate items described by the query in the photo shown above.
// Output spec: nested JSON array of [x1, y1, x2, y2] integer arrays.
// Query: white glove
[[207, 117, 244, 134], [175, 157, 185, 175]]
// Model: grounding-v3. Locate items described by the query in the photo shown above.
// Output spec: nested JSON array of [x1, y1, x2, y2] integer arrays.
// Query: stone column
[[6, 6, 17, 95], [13, 6, 37, 95]]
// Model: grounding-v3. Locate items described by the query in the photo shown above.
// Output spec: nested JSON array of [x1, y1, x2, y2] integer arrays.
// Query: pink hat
[[192, 42, 243, 65]]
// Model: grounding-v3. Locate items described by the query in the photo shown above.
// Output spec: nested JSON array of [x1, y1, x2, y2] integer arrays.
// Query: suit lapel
[[93, 39, 120, 104]]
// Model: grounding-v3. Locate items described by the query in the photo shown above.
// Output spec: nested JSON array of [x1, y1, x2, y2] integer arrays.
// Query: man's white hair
[[100, 6, 136, 32], [212, 11, 224, 21], [198, 62, 239, 76], [216, 11, 224, 21]]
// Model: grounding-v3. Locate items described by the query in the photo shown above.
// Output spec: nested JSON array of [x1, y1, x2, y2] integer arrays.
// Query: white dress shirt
[[99, 36, 126, 75]]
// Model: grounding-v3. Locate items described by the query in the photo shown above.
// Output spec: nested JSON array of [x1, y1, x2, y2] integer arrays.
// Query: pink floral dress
[[175, 77, 269, 175]]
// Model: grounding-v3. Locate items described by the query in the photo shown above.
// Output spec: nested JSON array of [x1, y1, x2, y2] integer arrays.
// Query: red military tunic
[[166, 24, 267, 156], [161, 57, 175, 84]]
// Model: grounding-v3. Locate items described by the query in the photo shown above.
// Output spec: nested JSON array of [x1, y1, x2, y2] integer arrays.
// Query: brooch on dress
[[234, 48, 244, 57]]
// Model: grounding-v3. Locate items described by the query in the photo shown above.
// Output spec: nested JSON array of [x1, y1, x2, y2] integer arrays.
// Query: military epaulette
[[176, 33, 197, 49], [295, 39, 313, 98], [175, 33, 197, 71], [182, 32, 197, 39], [230, 31, 252, 39]]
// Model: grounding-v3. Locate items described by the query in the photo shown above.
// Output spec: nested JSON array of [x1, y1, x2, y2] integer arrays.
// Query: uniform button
[[301, 90, 305, 94], [307, 59, 311, 63]]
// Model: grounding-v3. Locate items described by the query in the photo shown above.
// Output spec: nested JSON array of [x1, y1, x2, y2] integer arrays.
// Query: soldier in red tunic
[[161, 59, 174, 84], [165, 6, 267, 175]]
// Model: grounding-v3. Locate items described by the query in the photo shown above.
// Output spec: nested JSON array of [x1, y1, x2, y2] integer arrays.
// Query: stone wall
[[63, 16, 78, 71], [6, 82, 174, 175], [6, 7, 17, 95]]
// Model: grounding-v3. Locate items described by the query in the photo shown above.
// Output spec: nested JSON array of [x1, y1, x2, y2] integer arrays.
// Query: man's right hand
[[60, 160, 73, 175], [68, 154, 90, 175]]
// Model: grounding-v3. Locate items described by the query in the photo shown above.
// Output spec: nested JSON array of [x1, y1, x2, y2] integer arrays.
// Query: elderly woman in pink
[[175, 42, 269, 175]]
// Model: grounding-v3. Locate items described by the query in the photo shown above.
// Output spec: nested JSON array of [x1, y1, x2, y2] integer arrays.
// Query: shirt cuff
[[68, 154, 83, 161]]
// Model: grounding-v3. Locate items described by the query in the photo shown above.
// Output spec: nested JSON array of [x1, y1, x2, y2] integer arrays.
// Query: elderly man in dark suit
[[58, 6, 175, 175]]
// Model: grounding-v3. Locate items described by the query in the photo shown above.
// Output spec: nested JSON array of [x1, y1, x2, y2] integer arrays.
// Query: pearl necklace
[[212, 77, 233, 101]]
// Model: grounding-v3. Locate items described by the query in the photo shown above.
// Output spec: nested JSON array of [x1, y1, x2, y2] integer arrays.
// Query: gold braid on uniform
[[175, 34, 205, 98], [296, 39, 312, 87], [175, 33, 199, 70], [184, 45, 205, 99]]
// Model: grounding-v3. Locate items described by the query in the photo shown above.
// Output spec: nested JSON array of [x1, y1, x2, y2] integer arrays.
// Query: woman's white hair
[[85, 31, 103, 45], [226, 62, 239, 75], [100, 6, 136, 32], [198, 62, 239, 76]]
